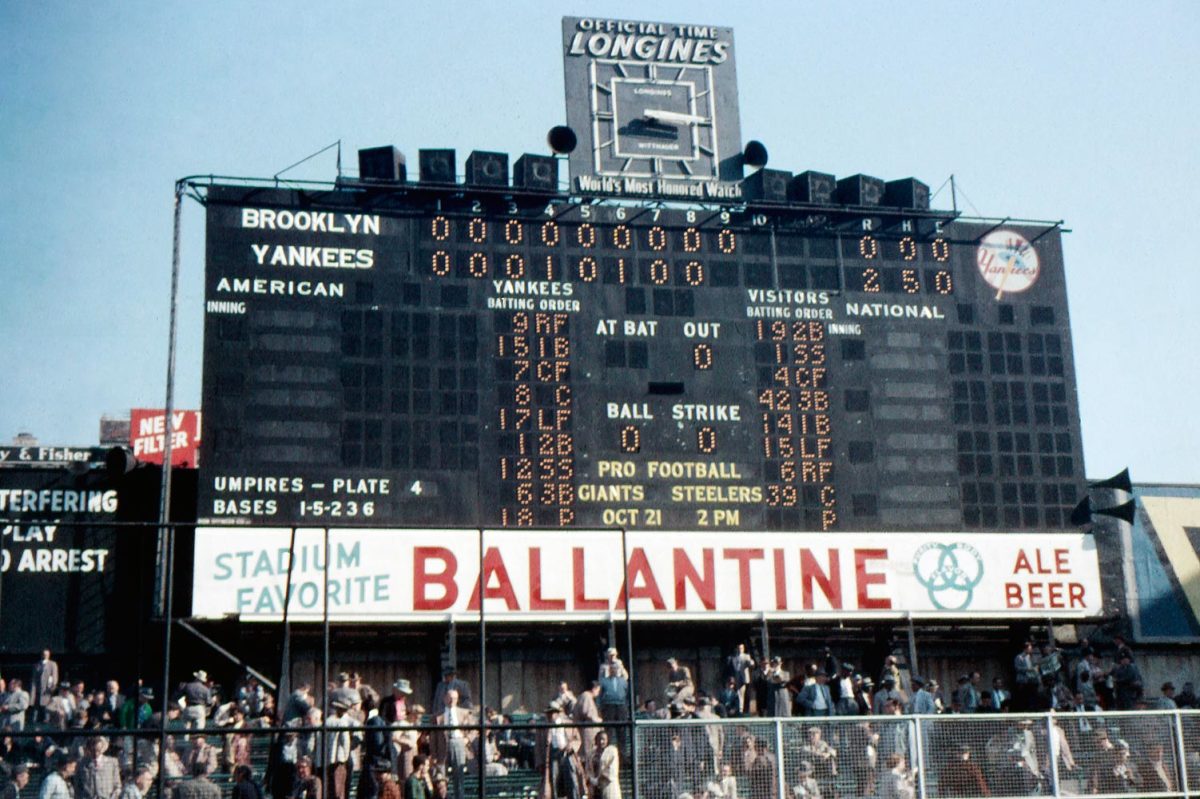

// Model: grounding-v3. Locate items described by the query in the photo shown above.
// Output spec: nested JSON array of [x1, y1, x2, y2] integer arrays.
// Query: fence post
[[774, 718, 786, 799], [912, 716, 927, 799], [1173, 710, 1190, 796], [1046, 715, 1061, 797]]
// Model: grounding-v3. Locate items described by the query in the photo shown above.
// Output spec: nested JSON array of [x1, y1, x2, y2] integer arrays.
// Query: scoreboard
[[198, 184, 1085, 533]]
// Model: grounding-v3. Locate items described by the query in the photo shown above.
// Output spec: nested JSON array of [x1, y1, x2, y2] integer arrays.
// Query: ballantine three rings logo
[[912, 542, 985, 611]]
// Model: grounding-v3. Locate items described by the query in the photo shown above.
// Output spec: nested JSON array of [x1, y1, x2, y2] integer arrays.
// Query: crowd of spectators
[[0, 637, 1196, 799]]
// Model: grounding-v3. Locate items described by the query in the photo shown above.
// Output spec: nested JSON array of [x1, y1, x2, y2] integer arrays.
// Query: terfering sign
[[191, 528, 1102, 621]]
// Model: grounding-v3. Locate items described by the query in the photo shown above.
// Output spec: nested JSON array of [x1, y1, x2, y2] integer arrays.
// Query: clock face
[[589, 60, 718, 180]]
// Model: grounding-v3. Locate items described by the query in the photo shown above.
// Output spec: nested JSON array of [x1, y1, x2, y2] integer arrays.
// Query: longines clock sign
[[562, 16, 744, 199]]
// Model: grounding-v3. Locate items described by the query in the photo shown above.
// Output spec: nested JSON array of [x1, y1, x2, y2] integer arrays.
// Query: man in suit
[[31, 649, 59, 723], [571, 682, 603, 761], [0, 678, 31, 730], [431, 667, 471, 716], [437, 690, 469, 799], [76, 736, 122, 799], [797, 671, 832, 717], [725, 644, 755, 714]]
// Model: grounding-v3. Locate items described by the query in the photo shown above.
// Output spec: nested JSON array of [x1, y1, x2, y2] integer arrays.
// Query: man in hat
[[76, 736, 121, 799], [873, 676, 901, 716], [796, 670, 830, 718], [431, 667, 470, 716], [907, 677, 936, 715], [597, 648, 629, 748], [324, 698, 356, 799], [767, 657, 793, 717], [182, 671, 212, 729], [357, 689, 389, 799], [329, 674, 361, 715], [831, 663, 858, 716], [665, 658, 694, 713], [382, 679, 412, 724], [46, 682, 75, 729]]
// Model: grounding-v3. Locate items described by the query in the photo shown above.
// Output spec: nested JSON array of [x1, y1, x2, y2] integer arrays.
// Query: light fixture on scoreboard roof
[[547, 125, 578, 155], [836, 174, 885, 206], [513, 154, 558, 192], [418, 149, 457, 184], [884, 177, 931, 211], [465, 151, 509, 187], [357, 146, 407, 182], [743, 168, 792, 203], [742, 140, 769, 169], [791, 170, 837, 204]]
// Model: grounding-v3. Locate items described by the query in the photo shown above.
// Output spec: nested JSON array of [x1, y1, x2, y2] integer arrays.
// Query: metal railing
[[634, 709, 1200, 799]]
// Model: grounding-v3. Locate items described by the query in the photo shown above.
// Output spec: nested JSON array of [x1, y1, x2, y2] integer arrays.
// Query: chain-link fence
[[1, 711, 1199, 799], [636, 710, 1199, 799]]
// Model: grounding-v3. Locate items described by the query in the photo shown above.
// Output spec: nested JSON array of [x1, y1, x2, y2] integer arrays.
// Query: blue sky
[[1, 1, 1197, 483]]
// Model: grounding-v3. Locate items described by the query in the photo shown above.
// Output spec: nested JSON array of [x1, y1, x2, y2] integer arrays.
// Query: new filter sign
[[129, 409, 201, 466], [191, 529, 1102, 621]]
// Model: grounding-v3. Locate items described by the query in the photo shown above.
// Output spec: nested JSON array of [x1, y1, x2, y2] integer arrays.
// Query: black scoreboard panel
[[199, 185, 1085, 532]]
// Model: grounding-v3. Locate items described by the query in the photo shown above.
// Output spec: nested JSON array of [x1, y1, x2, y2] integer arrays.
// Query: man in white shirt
[[324, 700, 355, 799]]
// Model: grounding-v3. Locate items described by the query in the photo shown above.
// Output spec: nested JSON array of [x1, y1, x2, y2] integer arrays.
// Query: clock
[[562, 17, 744, 192], [588, 60, 718, 180]]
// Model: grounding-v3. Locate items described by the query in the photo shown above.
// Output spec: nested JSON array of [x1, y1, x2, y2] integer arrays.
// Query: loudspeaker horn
[[1069, 497, 1093, 527], [1095, 499, 1137, 524], [1091, 467, 1132, 493]]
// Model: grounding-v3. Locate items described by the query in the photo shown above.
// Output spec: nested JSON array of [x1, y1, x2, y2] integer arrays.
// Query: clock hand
[[643, 108, 706, 126]]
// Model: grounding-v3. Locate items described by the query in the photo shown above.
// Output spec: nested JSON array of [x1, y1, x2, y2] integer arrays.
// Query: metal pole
[[912, 716, 927, 799], [621, 527, 637, 797], [773, 718, 785, 799], [321, 528, 330, 797], [279, 527, 299, 706], [760, 612, 770, 661], [906, 614, 919, 681], [155, 182, 184, 798], [950, 174, 958, 215], [156, 522, 176, 799], [156, 181, 184, 589], [1046, 715, 1061, 797], [1172, 710, 1190, 795], [478, 527, 486, 799]]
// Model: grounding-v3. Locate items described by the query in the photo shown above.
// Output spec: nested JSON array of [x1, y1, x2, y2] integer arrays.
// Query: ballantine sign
[[192, 528, 1103, 621]]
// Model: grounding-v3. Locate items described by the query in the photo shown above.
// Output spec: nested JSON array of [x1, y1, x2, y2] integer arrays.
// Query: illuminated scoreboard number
[[755, 319, 838, 531], [846, 234, 955, 295], [493, 309, 576, 528]]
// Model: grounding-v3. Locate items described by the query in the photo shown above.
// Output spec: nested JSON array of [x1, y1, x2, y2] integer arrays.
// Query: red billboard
[[129, 409, 201, 466]]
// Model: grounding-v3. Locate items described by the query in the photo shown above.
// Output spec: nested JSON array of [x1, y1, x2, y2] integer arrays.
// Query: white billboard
[[191, 527, 1102, 621]]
